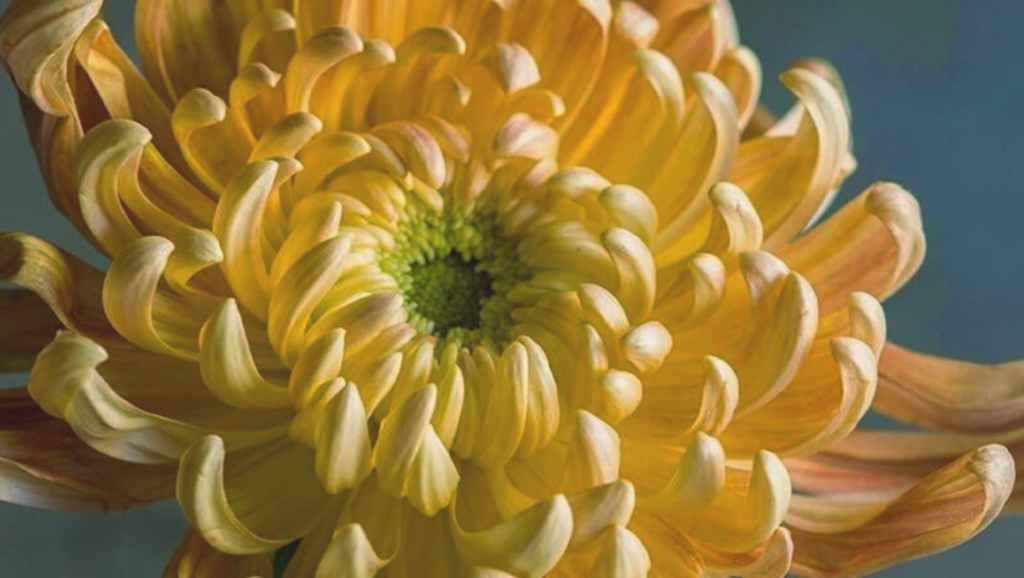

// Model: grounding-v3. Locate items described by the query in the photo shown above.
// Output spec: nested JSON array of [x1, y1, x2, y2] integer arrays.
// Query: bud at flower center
[[381, 208, 529, 351], [405, 254, 492, 336]]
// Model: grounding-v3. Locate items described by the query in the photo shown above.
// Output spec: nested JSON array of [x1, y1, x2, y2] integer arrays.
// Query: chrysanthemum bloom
[[1, 0, 1021, 576]]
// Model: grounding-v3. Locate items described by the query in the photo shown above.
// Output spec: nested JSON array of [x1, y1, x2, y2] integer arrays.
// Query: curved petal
[[164, 530, 273, 578], [876, 343, 1024, 435], [780, 183, 925, 312], [0, 387, 175, 512], [0, 0, 102, 115], [29, 331, 283, 464], [135, 0, 290, 102], [0, 233, 121, 345], [731, 68, 851, 249], [788, 445, 1015, 578], [451, 493, 574, 578], [199, 299, 290, 409], [177, 435, 329, 555]]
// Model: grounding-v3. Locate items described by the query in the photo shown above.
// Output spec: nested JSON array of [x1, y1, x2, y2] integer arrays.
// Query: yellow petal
[[177, 436, 328, 555], [591, 526, 651, 578], [268, 236, 353, 365], [642, 432, 725, 513], [406, 426, 460, 516], [199, 299, 290, 410], [451, 493, 574, 578], [213, 161, 278, 318], [517, 337, 560, 457], [30, 333, 282, 465], [103, 236, 205, 359], [315, 524, 388, 578], [567, 481, 636, 550], [164, 530, 273, 578], [475, 343, 529, 466], [566, 410, 621, 491], [314, 383, 373, 493], [172, 88, 254, 193], [602, 228, 657, 322], [374, 384, 436, 498], [289, 329, 346, 409], [621, 321, 672, 374], [687, 450, 792, 553]]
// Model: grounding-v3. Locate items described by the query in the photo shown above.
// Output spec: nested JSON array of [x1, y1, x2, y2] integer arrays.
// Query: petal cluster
[[0, 1, 1018, 577]]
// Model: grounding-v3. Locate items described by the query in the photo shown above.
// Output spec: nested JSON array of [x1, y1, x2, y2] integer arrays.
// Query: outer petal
[[0, 387, 175, 512], [29, 331, 284, 464], [788, 445, 1014, 578], [0, 0, 102, 115], [0, 233, 121, 345], [177, 435, 329, 555], [876, 343, 1024, 435], [164, 530, 273, 578]]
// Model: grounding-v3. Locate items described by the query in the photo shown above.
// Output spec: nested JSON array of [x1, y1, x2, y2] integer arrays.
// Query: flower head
[[0, 1, 1020, 576]]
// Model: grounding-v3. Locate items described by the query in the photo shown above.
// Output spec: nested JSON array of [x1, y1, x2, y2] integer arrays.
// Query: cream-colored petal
[[103, 236, 210, 359], [268, 236, 353, 365], [0, 0, 102, 115], [451, 493, 574, 578], [568, 481, 636, 551], [199, 299, 290, 409], [565, 410, 621, 491], [642, 432, 725, 513], [374, 384, 436, 498], [315, 524, 388, 578], [621, 321, 672, 374], [591, 526, 651, 578], [177, 436, 329, 555], [31, 332, 283, 464], [314, 383, 373, 493]]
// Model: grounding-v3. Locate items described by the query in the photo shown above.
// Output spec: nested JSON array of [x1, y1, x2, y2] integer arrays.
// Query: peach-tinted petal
[[876, 343, 1024, 435], [0, 387, 175, 512], [788, 444, 1014, 578]]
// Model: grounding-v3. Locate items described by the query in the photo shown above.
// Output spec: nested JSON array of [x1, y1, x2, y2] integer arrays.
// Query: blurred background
[[0, 0, 1021, 575]]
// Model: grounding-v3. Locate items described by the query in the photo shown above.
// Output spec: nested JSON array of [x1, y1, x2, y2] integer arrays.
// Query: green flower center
[[405, 254, 493, 336], [381, 209, 530, 350]]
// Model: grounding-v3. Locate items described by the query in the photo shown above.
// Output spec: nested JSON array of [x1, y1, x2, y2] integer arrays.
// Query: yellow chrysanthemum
[[0, 1, 1020, 576]]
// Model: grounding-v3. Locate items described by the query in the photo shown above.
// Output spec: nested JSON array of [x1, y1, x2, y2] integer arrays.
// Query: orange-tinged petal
[[164, 530, 273, 578], [788, 444, 1014, 578]]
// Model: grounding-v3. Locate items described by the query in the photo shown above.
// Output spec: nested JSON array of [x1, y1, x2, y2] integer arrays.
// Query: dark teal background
[[0, 1, 1021, 575]]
